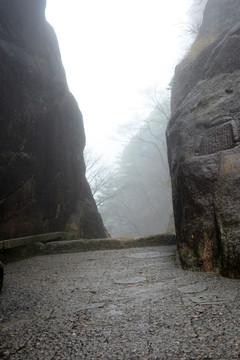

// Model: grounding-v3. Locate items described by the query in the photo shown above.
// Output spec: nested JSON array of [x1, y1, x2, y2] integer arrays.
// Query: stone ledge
[[0, 233, 176, 264], [0, 232, 75, 250]]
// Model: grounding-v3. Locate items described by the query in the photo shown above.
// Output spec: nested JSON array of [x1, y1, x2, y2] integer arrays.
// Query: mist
[[46, 0, 207, 237]]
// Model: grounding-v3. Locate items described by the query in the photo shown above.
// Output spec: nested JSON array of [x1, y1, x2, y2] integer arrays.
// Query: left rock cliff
[[0, 0, 107, 239]]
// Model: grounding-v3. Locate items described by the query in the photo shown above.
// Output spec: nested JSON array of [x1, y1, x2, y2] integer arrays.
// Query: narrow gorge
[[1, 0, 240, 280]]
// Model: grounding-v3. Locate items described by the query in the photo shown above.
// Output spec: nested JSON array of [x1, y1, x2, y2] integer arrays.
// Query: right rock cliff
[[166, 0, 240, 278]]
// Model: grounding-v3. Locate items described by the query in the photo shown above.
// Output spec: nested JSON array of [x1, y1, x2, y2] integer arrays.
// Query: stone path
[[0, 245, 239, 359]]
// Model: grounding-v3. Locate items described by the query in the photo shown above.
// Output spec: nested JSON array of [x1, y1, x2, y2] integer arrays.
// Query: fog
[[45, 0, 198, 161], [46, 0, 207, 237]]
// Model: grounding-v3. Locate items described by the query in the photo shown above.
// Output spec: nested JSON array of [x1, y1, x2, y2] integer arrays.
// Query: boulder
[[167, 0, 240, 278], [0, 0, 106, 239]]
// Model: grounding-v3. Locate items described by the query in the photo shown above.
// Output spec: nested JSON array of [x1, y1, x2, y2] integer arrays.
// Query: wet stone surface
[[0, 245, 239, 359]]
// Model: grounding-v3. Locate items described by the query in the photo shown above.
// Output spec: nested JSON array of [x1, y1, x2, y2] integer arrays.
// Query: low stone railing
[[0, 232, 176, 292], [0, 232, 176, 265]]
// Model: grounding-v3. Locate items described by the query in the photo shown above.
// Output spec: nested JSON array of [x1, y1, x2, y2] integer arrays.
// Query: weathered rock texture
[[0, 0, 106, 239], [167, 0, 240, 278], [0, 262, 3, 292]]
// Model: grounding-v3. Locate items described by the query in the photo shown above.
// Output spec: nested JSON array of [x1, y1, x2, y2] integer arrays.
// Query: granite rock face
[[0, 0, 106, 239], [167, 0, 240, 278]]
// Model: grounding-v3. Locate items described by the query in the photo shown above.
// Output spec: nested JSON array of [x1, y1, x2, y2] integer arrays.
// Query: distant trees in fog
[[85, 91, 173, 238]]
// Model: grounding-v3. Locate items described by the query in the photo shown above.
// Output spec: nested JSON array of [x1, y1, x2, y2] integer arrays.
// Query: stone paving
[[0, 245, 239, 359]]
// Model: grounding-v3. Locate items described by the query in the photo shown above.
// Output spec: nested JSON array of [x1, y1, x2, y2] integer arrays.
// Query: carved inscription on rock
[[200, 121, 238, 155]]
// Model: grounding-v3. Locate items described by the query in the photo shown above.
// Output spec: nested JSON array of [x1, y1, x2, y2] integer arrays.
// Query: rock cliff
[[0, 0, 106, 239], [167, 0, 240, 278]]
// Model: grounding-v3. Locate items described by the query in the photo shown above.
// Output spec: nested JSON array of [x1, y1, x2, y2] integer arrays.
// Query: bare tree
[[185, 0, 208, 36], [84, 147, 117, 208], [140, 87, 171, 118]]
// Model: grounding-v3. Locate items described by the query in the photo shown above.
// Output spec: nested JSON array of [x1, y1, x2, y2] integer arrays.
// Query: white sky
[[46, 0, 193, 163]]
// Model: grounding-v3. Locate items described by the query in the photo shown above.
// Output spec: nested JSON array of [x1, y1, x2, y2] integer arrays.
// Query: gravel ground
[[0, 245, 239, 359]]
